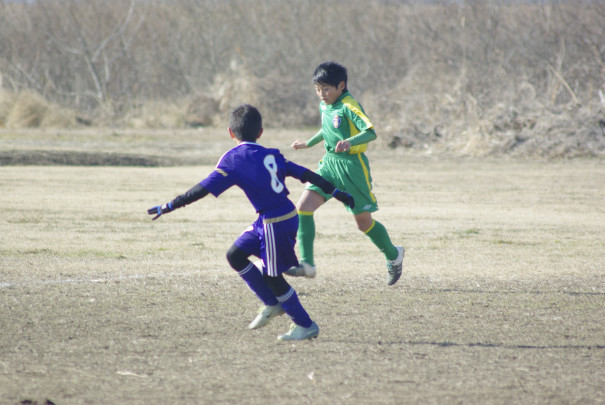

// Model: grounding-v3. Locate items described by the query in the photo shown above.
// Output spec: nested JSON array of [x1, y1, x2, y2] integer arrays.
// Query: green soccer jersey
[[307, 91, 377, 155], [304, 91, 379, 214]]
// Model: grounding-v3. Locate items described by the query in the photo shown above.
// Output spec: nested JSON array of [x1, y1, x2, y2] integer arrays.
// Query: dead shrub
[[40, 105, 77, 128], [185, 95, 219, 127], [124, 101, 187, 129], [3, 91, 77, 128], [0, 89, 16, 127], [6, 91, 48, 128]]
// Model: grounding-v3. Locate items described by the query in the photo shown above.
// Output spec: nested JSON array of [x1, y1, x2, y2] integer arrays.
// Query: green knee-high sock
[[364, 220, 398, 261], [297, 212, 315, 265]]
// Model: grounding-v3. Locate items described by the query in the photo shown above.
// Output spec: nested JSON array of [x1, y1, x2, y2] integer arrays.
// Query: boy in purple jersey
[[148, 104, 354, 341]]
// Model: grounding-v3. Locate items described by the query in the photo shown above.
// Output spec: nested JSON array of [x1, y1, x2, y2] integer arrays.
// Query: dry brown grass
[[5, 91, 48, 128], [2, 91, 77, 129], [0, 90, 15, 127], [1, 1, 604, 158], [0, 130, 604, 404]]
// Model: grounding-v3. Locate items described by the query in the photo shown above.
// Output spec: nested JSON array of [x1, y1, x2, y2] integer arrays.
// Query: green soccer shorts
[[306, 152, 378, 215]]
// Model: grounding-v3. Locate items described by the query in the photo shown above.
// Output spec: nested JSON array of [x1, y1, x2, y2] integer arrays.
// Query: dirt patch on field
[[0, 128, 240, 167], [0, 150, 179, 166]]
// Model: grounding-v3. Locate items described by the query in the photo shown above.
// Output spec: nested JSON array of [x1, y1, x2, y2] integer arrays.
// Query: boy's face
[[314, 81, 345, 105]]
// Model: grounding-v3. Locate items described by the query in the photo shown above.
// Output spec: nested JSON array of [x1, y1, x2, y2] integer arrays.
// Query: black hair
[[229, 104, 262, 142], [313, 61, 348, 91]]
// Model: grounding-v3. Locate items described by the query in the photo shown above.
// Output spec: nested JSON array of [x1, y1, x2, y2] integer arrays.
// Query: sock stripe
[[363, 220, 376, 234], [276, 287, 295, 303], [237, 262, 255, 276]]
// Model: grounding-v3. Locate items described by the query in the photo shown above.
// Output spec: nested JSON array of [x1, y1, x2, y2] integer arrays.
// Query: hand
[[147, 203, 173, 220], [334, 140, 351, 153], [332, 189, 355, 209], [291, 140, 308, 150]]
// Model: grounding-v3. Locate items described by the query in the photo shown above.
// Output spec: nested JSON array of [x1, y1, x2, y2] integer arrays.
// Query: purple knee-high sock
[[277, 287, 312, 328], [237, 262, 278, 306]]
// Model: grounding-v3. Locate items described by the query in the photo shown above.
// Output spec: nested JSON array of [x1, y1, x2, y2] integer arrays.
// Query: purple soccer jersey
[[200, 142, 308, 276], [200, 142, 307, 218]]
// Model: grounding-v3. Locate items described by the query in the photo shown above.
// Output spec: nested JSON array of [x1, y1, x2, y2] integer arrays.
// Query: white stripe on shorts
[[264, 222, 278, 277]]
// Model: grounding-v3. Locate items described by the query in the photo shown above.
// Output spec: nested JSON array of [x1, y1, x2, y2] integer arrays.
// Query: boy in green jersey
[[287, 61, 404, 285]]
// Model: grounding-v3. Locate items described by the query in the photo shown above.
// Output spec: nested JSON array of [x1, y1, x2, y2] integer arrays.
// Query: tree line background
[[0, 0, 604, 157]]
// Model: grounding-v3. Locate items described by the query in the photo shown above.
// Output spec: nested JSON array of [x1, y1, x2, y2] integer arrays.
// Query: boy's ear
[[257, 128, 263, 140], [228, 127, 236, 139], [337, 81, 346, 91]]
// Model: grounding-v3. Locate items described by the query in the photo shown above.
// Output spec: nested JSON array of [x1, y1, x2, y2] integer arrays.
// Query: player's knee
[[357, 221, 372, 233], [226, 244, 249, 271], [295, 197, 310, 212], [355, 213, 374, 233], [263, 274, 290, 297], [297, 190, 324, 212]]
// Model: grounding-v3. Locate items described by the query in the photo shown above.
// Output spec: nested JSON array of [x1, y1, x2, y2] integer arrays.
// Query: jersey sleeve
[[347, 127, 377, 146], [342, 98, 374, 132], [285, 159, 309, 181], [286, 159, 337, 195], [342, 98, 377, 148], [199, 169, 233, 197], [306, 129, 324, 148], [169, 183, 210, 209], [199, 152, 236, 197]]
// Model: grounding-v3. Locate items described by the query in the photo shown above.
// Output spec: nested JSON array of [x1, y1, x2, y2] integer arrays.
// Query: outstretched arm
[[291, 130, 324, 150], [147, 183, 210, 220], [291, 139, 309, 150], [300, 170, 355, 208]]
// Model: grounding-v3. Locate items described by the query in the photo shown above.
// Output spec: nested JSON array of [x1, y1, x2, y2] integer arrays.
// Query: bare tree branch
[[91, 0, 136, 62]]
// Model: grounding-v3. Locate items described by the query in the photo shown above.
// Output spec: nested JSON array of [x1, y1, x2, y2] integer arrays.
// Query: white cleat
[[284, 262, 316, 278], [277, 322, 319, 341], [386, 246, 405, 286], [248, 304, 285, 330]]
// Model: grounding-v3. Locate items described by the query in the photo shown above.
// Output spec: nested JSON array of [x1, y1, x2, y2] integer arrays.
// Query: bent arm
[[300, 169, 355, 208], [347, 128, 377, 146], [300, 170, 336, 196], [286, 161, 354, 208]]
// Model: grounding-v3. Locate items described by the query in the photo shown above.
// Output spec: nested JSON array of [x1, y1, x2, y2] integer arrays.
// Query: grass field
[[1, 129, 604, 404]]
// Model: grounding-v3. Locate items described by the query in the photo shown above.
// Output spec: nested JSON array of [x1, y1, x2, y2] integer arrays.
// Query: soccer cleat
[[386, 246, 405, 286], [248, 304, 285, 330], [284, 262, 316, 278], [277, 322, 319, 341]]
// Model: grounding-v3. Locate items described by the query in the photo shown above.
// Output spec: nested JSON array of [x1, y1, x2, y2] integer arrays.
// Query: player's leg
[[355, 212, 404, 286], [263, 275, 314, 328], [227, 223, 284, 329], [226, 243, 279, 308], [285, 189, 325, 277], [264, 216, 318, 340], [336, 153, 404, 285], [227, 240, 284, 329], [296, 189, 325, 267], [355, 211, 398, 259]]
